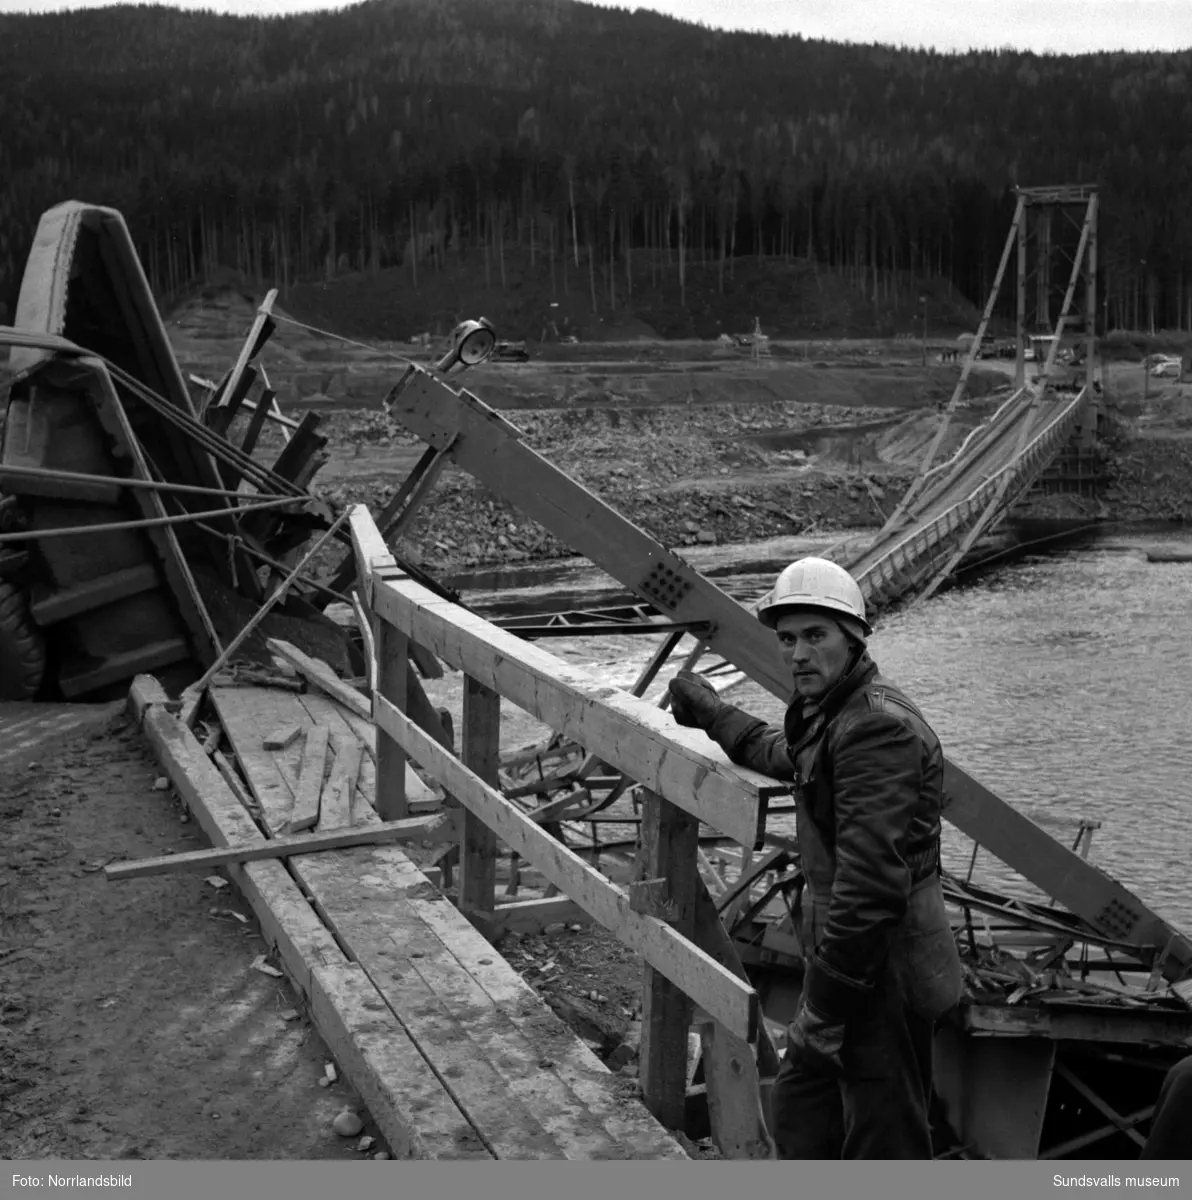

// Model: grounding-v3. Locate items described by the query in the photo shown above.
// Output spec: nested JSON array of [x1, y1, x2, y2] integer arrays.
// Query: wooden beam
[[330, 450, 446, 595], [317, 735, 364, 833], [961, 1004, 1192, 1046], [30, 563, 159, 626], [697, 1021, 775, 1159], [460, 676, 500, 917], [267, 638, 370, 720], [691, 881, 778, 1158], [490, 896, 592, 937], [370, 576, 777, 848], [638, 788, 699, 1130], [263, 723, 302, 751], [287, 723, 329, 834], [374, 692, 758, 1043], [103, 812, 453, 879], [239, 385, 276, 457], [375, 623, 410, 819], [208, 287, 276, 433]]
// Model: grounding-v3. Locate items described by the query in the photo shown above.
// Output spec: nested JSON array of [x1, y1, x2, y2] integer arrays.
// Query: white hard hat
[[756, 556, 872, 637]]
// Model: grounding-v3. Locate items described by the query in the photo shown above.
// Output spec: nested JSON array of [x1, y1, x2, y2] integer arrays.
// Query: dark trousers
[[1141, 1055, 1192, 1159], [768, 973, 935, 1159]]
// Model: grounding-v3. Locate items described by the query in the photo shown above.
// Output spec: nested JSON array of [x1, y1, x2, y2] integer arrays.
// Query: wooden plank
[[697, 1021, 775, 1159], [289, 723, 330, 834], [331, 452, 446, 594], [212, 689, 663, 1159], [490, 896, 592, 936], [58, 638, 190, 698], [239, 411, 327, 546], [374, 692, 758, 1042], [461, 676, 499, 916], [266, 672, 438, 813], [410, 882, 687, 1160], [691, 882, 777, 1158], [239, 385, 275, 457], [370, 577, 776, 848], [374, 623, 410, 819], [294, 693, 380, 822], [692, 884, 782, 1077], [132, 682, 343, 997], [408, 640, 443, 680], [128, 683, 482, 1160], [267, 637, 370, 720], [210, 687, 305, 831], [266, 635, 452, 786], [30, 563, 160, 626], [212, 748, 258, 814], [638, 788, 699, 1130], [318, 735, 364, 833], [309, 961, 492, 1160], [962, 1004, 1192, 1046], [104, 813, 452, 879], [209, 288, 276, 433], [263, 723, 302, 751], [309, 851, 625, 1159]]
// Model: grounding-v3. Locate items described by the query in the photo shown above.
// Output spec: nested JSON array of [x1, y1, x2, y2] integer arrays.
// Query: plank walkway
[[206, 684, 686, 1161]]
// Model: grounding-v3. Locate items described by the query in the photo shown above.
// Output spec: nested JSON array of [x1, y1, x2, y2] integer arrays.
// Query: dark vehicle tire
[[0, 579, 47, 701]]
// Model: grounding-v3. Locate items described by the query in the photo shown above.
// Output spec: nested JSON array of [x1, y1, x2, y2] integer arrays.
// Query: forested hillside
[[2, 0, 1191, 333]]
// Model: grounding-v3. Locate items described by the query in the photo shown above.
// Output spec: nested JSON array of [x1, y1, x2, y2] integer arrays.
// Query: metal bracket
[[637, 561, 695, 612]]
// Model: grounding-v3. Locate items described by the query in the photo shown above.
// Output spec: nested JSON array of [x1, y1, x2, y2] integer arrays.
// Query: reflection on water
[[723, 536, 1192, 930]]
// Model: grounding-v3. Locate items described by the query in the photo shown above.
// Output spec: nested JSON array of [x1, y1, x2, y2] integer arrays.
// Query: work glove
[[786, 1000, 846, 1075], [667, 672, 722, 730]]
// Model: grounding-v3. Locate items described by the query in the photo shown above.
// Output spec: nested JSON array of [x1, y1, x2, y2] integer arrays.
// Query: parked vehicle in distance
[[1150, 355, 1183, 379], [494, 340, 531, 362]]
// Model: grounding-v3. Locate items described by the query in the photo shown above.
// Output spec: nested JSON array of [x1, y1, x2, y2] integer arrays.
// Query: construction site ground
[[5, 284, 1192, 1161], [164, 287, 1192, 578]]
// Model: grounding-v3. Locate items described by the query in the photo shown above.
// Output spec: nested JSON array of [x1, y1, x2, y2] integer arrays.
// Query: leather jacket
[[703, 650, 960, 1024]]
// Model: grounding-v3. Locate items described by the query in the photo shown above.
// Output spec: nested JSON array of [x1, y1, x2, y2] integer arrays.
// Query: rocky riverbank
[[308, 402, 920, 572]]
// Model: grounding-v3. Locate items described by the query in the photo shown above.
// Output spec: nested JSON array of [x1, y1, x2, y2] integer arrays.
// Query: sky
[[1, 0, 1190, 55]]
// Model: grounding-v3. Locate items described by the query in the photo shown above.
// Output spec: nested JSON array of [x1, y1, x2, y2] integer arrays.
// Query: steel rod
[[0, 494, 308, 544]]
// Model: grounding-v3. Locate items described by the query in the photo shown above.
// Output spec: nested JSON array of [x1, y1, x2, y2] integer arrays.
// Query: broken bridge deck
[[132, 686, 677, 1161]]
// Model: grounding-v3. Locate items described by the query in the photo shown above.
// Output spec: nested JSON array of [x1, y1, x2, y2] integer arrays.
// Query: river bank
[[302, 388, 1191, 575]]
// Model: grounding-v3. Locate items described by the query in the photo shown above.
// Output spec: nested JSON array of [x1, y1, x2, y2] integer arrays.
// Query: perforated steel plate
[[638, 562, 694, 612]]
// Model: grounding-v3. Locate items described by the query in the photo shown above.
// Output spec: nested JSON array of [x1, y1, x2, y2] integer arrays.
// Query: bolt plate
[[637, 563, 694, 612]]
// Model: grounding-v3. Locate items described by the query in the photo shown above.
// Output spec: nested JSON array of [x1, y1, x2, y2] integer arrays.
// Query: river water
[[453, 523, 1192, 932]]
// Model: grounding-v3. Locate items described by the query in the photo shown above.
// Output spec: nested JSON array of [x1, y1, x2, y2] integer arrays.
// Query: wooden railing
[[347, 503, 786, 1154]]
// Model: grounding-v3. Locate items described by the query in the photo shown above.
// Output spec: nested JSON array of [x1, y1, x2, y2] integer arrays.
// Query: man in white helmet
[[667, 556, 961, 1159]]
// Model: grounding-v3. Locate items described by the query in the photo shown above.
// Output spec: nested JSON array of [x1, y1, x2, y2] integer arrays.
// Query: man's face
[[775, 611, 854, 701]]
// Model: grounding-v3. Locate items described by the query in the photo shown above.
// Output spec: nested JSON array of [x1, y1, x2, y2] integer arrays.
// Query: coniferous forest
[[2, 0, 1192, 331]]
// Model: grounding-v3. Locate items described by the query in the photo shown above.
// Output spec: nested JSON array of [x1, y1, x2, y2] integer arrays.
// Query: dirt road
[[0, 703, 384, 1160]]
